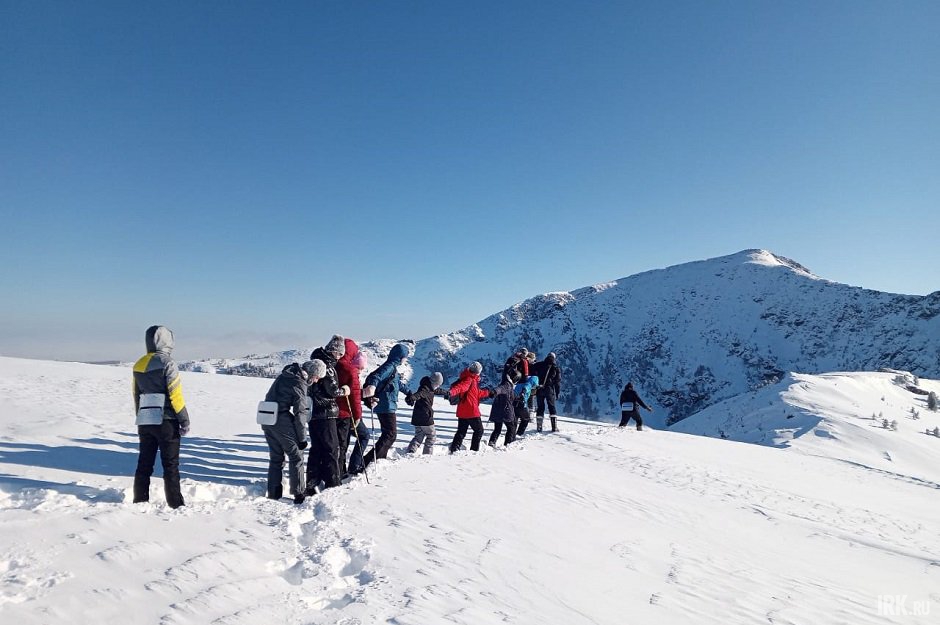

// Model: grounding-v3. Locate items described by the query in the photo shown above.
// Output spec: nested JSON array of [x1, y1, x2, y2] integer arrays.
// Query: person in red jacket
[[448, 361, 492, 453], [335, 337, 367, 476]]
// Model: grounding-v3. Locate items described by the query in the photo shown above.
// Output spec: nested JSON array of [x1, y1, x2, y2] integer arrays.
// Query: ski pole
[[344, 396, 370, 484]]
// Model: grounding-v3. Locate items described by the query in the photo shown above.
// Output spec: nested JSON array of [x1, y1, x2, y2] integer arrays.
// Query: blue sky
[[1, 1, 938, 361]]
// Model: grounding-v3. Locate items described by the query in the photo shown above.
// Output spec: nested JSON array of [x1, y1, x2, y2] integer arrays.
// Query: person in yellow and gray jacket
[[132, 325, 191, 508]]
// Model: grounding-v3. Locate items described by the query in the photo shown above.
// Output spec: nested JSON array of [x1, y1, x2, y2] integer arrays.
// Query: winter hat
[[469, 361, 483, 375], [518, 348, 529, 357], [430, 372, 444, 389], [302, 359, 327, 380], [325, 335, 346, 357], [548, 352, 557, 361]]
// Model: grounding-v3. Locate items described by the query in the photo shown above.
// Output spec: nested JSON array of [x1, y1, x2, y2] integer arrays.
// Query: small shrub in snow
[[910, 407, 920, 420], [890, 420, 898, 431], [882, 418, 890, 429], [934, 426, 940, 437], [928, 392, 938, 412]]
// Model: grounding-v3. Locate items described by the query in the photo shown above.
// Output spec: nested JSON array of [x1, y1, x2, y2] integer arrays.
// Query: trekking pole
[[344, 396, 370, 484]]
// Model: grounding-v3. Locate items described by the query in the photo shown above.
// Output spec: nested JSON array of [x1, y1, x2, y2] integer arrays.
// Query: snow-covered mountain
[[2, 357, 939, 624], [183, 249, 940, 427]]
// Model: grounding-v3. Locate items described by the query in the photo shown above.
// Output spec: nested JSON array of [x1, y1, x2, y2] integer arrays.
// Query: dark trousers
[[488, 419, 517, 447], [450, 417, 484, 452], [536, 389, 557, 417], [134, 421, 184, 508], [307, 419, 341, 491], [516, 417, 530, 436], [347, 419, 371, 473], [335, 418, 352, 476], [619, 409, 643, 429], [363, 412, 397, 468], [263, 425, 305, 498]]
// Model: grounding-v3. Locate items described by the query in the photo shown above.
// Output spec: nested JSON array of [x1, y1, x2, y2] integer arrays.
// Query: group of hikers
[[131, 325, 652, 509]]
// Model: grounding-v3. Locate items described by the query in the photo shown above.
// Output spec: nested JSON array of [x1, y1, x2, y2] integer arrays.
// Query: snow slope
[[1, 357, 938, 624], [670, 370, 940, 485]]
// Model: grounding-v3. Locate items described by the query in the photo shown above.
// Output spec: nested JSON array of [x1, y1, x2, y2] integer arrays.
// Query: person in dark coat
[[305, 336, 351, 494], [361, 342, 411, 467], [619, 382, 652, 430], [448, 361, 492, 452], [132, 325, 191, 509], [263, 361, 317, 503], [335, 337, 366, 476], [487, 377, 517, 447], [530, 352, 562, 432], [404, 372, 444, 454], [502, 348, 529, 384], [514, 375, 540, 436]]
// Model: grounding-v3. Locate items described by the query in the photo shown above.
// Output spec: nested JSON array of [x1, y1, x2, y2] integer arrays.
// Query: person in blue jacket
[[361, 342, 411, 467], [514, 375, 540, 437]]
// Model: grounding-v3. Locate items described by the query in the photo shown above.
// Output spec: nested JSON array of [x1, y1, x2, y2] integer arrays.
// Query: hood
[[145, 325, 174, 353], [458, 368, 479, 382], [419, 375, 433, 390], [339, 338, 361, 368], [387, 343, 410, 364], [282, 362, 305, 380], [310, 346, 337, 366]]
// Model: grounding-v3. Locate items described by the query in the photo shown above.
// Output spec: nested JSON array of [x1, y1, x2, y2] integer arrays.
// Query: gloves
[[363, 396, 379, 409], [180, 424, 190, 437], [363, 384, 376, 397], [339, 385, 351, 397], [298, 440, 308, 450], [405, 392, 415, 406]]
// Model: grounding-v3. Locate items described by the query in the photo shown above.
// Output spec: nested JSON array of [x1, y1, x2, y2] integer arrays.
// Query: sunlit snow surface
[[1, 357, 938, 624]]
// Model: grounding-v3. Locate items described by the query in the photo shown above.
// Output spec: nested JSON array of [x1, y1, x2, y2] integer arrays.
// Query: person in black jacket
[[619, 382, 652, 430], [531, 352, 562, 432], [404, 372, 444, 455], [305, 336, 351, 494], [487, 377, 518, 447], [132, 325, 191, 509], [263, 361, 318, 503]]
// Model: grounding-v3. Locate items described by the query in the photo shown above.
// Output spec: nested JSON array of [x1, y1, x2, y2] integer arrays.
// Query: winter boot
[[636, 425, 643, 431], [550, 417, 558, 432], [293, 493, 306, 504]]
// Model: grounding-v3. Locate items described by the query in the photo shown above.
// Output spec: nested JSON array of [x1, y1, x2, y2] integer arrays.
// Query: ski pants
[[335, 418, 352, 476], [347, 419, 371, 474], [536, 388, 557, 417], [307, 418, 341, 491], [364, 412, 397, 467], [516, 415, 530, 436], [263, 422, 305, 498], [488, 419, 517, 447], [619, 409, 643, 429], [450, 417, 484, 453], [134, 421, 184, 509], [406, 425, 436, 455]]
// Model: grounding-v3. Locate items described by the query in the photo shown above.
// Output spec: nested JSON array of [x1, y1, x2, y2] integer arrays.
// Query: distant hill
[[182, 249, 940, 426]]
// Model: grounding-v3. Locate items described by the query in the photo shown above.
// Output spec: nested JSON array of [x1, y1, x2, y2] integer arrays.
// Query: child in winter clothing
[[405, 372, 444, 454], [361, 342, 411, 467], [514, 375, 540, 436], [448, 361, 492, 452], [263, 361, 317, 503], [336, 338, 369, 475], [487, 378, 517, 447]]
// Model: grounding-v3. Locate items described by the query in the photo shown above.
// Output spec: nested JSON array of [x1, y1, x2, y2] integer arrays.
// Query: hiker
[[487, 375, 517, 447], [502, 348, 529, 384], [448, 361, 492, 452], [262, 361, 318, 503], [531, 352, 562, 432], [306, 335, 351, 494], [335, 337, 366, 476], [132, 325, 191, 509], [361, 343, 411, 467], [404, 372, 444, 454], [514, 375, 540, 436], [619, 382, 652, 430]]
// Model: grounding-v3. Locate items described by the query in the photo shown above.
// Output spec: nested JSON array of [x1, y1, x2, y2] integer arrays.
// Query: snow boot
[[550, 417, 558, 432], [293, 493, 305, 504]]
